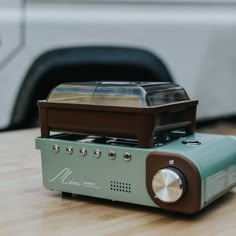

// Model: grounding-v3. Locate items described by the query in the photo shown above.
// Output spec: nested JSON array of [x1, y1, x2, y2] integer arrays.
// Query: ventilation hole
[[110, 181, 132, 193]]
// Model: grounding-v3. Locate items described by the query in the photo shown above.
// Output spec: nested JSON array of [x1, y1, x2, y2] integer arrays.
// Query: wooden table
[[1, 125, 236, 236]]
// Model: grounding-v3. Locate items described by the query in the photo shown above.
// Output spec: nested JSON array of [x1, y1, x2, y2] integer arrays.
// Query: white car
[[1, 0, 236, 130]]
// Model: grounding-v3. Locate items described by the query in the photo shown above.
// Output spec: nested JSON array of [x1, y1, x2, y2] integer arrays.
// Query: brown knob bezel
[[146, 151, 201, 214]]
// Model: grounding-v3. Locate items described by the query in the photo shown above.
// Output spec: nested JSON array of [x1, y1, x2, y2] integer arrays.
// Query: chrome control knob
[[152, 168, 186, 203]]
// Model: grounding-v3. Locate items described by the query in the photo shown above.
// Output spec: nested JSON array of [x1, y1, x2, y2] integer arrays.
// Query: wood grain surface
[[0, 124, 236, 236]]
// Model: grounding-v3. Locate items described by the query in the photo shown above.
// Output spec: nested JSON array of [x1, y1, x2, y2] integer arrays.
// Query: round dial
[[152, 167, 186, 203]]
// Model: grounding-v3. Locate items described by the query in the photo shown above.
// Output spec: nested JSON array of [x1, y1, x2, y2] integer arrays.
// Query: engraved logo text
[[49, 168, 100, 189]]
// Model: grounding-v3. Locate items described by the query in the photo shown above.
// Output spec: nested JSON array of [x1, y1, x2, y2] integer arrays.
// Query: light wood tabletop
[[1, 125, 236, 236]]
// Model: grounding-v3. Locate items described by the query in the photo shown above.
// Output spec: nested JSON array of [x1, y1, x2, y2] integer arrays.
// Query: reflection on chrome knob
[[152, 168, 186, 203]]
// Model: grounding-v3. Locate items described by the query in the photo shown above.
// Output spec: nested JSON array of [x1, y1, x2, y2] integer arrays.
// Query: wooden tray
[[38, 100, 198, 148]]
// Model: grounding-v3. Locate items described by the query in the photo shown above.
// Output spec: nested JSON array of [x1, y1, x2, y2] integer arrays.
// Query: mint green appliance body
[[36, 133, 236, 214]]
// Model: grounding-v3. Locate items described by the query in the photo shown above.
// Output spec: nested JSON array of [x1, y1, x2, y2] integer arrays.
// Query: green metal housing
[[36, 133, 236, 213]]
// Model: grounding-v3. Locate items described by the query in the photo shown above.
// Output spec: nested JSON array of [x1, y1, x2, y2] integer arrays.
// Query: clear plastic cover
[[47, 81, 189, 107]]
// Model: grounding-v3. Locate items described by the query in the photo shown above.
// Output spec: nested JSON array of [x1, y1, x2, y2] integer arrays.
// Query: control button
[[66, 146, 73, 155], [182, 140, 201, 145], [94, 149, 101, 158], [52, 144, 60, 153], [79, 147, 87, 157], [123, 152, 132, 161], [108, 151, 116, 160], [152, 167, 186, 203]]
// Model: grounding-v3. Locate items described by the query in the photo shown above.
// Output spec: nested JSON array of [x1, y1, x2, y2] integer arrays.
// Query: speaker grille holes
[[110, 181, 131, 193]]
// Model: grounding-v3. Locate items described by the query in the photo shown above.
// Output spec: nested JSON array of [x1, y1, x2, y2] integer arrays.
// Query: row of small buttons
[[52, 144, 132, 161]]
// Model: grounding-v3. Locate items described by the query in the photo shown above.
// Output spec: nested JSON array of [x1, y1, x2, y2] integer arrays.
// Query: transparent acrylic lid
[[47, 82, 189, 107]]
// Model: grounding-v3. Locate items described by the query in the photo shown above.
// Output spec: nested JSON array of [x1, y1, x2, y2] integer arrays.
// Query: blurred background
[[1, 0, 236, 132]]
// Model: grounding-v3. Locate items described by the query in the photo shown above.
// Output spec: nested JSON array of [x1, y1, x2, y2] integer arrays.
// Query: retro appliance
[[36, 82, 236, 214]]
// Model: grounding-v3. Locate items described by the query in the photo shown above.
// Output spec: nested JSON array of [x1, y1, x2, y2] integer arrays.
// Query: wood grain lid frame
[[146, 151, 201, 214], [38, 100, 198, 148]]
